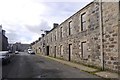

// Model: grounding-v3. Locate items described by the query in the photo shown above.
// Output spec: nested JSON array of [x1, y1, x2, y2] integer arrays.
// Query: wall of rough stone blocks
[[32, 41, 41, 54], [31, 1, 119, 72], [43, 2, 102, 67], [118, 1, 119, 73], [102, 2, 119, 71]]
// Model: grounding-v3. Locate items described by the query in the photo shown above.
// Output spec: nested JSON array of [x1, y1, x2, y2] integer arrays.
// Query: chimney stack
[[45, 31, 50, 35], [2, 30, 5, 36], [41, 34, 45, 37], [38, 37, 41, 41], [53, 23, 59, 29]]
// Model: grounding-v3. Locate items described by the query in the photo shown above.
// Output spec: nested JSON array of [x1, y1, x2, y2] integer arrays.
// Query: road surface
[[2, 52, 100, 79]]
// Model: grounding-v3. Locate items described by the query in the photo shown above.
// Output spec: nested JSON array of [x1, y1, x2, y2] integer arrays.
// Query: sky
[[0, 0, 93, 44]]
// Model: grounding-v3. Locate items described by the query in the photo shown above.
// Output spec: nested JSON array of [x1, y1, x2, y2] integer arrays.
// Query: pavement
[[40, 55, 119, 79]]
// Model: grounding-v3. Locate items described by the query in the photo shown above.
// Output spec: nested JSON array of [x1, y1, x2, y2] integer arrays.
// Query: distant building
[[0, 25, 8, 51], [10, 42, 29, 52]]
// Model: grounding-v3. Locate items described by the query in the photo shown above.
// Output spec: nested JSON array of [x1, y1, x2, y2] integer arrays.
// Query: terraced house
[[31, 1, 120, 72], [0, 25, 8, 51]]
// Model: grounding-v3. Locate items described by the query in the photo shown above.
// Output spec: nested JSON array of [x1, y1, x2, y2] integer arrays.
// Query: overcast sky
[[0, 0, 93, 44]]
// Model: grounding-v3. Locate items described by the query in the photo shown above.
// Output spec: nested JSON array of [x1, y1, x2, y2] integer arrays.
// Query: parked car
[[0, 51, 11, 64], [15, 51, 19, 54], [8, 50, 12, 53], [28, 49, 35, 55], [8, 50, 15, 57], [30, 52, 35, 55]]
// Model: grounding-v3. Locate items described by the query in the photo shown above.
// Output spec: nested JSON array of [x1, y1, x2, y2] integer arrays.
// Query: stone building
[[31, 40, 40, 54], [10, 42, 30, 52], [31, 1, 120, 72], [0, 25, 8, 51], [0, 25, 2, 51]]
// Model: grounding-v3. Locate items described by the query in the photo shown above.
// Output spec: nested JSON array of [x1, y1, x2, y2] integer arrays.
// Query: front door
[[69, 44, 72, 61], [46, 46, 49, 56], [81, 42, 88, 59], [54, 46, 56, 58]]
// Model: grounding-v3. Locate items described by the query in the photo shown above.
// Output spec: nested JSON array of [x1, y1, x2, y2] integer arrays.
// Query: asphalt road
[[2, 52, 100, 79]]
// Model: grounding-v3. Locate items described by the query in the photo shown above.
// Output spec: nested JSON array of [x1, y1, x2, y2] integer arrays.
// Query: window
[[81, 12, 87, 31], [55, 35, 56, 41], [69, 21, 72, 35], [55, 30, 57, 41], [60, 27, 63, 39], [47, 37, 48, 43], [60, 45, 63, 56], [51, 34, 52, 42], [56, 30, 57, 40]]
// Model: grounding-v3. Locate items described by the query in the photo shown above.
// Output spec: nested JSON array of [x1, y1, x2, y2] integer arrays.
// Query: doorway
[[81, 42, 88, 59], [46, 46, 49, 56], [54, 46, 56, 58], [69, 44, 72, 61]]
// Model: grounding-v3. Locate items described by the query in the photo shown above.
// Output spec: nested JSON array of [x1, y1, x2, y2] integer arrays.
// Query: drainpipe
[[118, 1, 120, 74], [99, 0, 104, 70]]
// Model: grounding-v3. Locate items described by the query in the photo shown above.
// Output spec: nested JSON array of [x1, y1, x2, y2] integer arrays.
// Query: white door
[[82, 42, 88, 59]]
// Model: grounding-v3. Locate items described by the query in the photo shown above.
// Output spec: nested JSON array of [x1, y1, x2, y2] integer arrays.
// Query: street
[[2, 52, 100, 79]]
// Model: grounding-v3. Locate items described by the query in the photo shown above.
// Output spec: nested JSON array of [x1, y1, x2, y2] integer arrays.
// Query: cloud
[[6, 26, 34, 44], [2, 23, 31, 43], [0, 0, 46, 26], [25, 20, 51, 34], [39, 2, 91, 26], [0, 0, 92, 44], [7, 32, 18, 43], [34, 0, 93, 2]]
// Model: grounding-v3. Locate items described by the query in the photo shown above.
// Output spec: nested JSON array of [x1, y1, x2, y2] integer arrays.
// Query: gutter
[[99, 0, 104, 70], [118, 0, 120, 74]]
